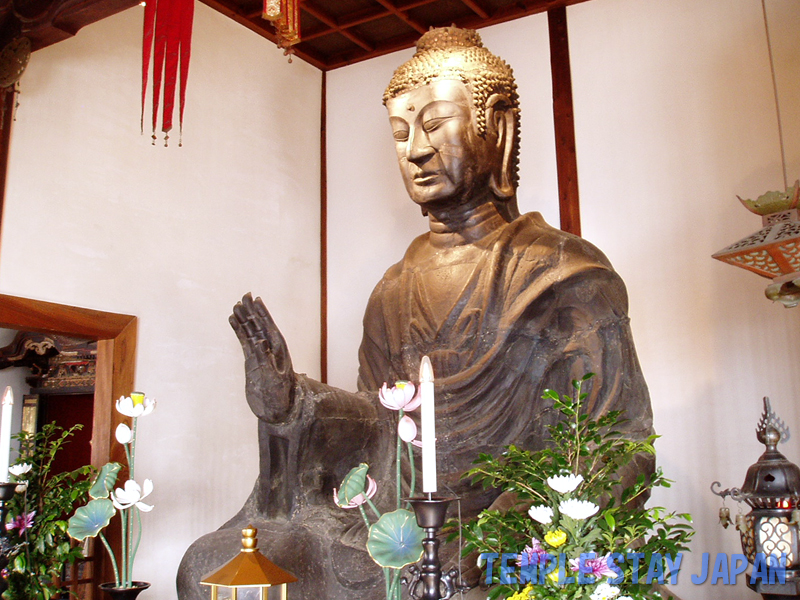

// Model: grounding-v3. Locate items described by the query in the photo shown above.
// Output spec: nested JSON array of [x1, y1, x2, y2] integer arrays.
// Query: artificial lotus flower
[[559, 498, 599, 520], [590, 582, 620, 600], [569, 553, 618, 579], [115, 423, 133, 444], [397, 415, 423, 447], [544, 529, 567, 547], [111, 478, 154, 512], [379, 382, 421, 412], [333, 475, 377, 509], [6, 510, 35, 534], [8, 463, 32, 477], [547, 473, 583, 494], [115, 393, 156, 418], [528, 504, 554, 524]]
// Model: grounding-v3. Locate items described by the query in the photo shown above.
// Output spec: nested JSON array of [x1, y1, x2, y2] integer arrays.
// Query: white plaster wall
[[0, 6, 322, 597], [326, 13, 559, 390], [568, 0, 800, 597], [327, 2, 800, 600]]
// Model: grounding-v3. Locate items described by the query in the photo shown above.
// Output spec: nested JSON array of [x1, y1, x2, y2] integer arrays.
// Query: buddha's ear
[[485, 93, 516, 199]]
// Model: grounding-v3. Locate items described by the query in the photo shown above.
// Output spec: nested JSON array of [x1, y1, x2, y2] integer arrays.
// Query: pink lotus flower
[[379, 382, 421, 412], [333, 475, 377, 509], [397, 415, 423, 447], [569, 553, 618, 579], [7, 511, 35, 534]]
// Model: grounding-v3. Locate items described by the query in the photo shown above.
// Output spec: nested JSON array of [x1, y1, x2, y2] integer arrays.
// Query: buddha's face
[[386, 79, 493, 210]]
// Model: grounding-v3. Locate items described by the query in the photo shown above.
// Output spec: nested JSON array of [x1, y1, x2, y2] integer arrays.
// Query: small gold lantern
[[200, 526, 297, 600]]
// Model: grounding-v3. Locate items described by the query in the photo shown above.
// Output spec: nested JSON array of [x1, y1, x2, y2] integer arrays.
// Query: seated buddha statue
[[177, 26, 653, 600]]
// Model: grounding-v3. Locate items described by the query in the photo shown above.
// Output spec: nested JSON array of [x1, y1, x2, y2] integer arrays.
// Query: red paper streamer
[[141, 0, 194, 146]]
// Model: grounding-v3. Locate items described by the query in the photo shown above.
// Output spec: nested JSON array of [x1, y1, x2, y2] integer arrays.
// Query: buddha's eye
[[423, 116, 453, 133], [393, 128, 409, 142]]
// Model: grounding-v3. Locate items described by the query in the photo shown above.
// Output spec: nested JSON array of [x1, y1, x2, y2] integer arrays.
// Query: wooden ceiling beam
[[458, 0, 489, 20], [302, 2, 374, 52], [372, 0, 426, 35]]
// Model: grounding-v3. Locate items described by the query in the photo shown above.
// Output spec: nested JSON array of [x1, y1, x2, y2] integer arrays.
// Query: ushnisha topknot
[[384, 26, 521, 189]]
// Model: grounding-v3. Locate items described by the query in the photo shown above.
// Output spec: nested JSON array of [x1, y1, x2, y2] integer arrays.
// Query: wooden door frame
[[0, 293, 137, 588]]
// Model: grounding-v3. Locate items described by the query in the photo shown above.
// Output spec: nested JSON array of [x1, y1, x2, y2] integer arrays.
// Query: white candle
[[0, 387, 13, 482], [419, 356, 437, 494]]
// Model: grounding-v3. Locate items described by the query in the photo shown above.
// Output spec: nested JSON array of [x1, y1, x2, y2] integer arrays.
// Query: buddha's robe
[[357, 211, 653, 517], [177, 211, 653, 600]]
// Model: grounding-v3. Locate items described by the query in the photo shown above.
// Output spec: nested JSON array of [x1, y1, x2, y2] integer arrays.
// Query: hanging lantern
[[200, 526, 297, 600], [713, 183, 800, 307], [262, 0, 300, 50], [712, 398, 800, 599], [713, 0, 800, 306]]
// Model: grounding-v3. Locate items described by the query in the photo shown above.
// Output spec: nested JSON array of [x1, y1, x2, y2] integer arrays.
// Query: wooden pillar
[[320, 70, 328, 384], [548, 6, 581, 237], [0, 86, 16, 266]]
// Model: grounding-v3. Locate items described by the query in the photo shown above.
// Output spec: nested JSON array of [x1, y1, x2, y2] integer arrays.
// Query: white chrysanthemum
[[618, 597, 633, 600], [559, 498, 599, 520], [527, 505, 554, 524], [590, 582, 620, 600], [547, 473, 583, 494]]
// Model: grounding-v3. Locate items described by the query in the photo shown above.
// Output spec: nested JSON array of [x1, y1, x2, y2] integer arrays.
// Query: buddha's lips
[[412, 171, 441, 184]]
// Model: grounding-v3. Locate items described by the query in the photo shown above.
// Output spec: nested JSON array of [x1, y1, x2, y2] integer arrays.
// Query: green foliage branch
[[3, 423, 94, 600], [458, 374, 694, 600]]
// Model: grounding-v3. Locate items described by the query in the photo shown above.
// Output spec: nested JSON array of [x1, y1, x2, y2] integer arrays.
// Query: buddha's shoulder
[[506, 212, 613, 270], [378, 232, 431, 283]]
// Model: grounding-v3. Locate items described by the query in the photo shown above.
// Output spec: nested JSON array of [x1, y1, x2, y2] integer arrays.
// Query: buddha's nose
[[406, 127, 434, 164]]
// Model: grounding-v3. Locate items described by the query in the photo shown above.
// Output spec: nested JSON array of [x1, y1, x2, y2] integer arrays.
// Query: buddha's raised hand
[[230, 293, 295, 422]]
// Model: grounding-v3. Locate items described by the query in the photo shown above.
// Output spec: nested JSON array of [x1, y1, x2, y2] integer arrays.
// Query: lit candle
[[419, 356, 436, 494], [0, 387, 13, 482]]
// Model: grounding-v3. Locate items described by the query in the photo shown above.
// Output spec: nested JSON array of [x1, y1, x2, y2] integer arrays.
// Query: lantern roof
[[200, 526, 298, 588], [712, 209, 800, 280], [740, 398, 800, 509]]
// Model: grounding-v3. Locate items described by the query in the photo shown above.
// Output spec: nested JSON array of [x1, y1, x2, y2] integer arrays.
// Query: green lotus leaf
[[68, 498, 116, 541], [367, 508, 424, 569], [338, 463, 369, 505], [89, 462, 122, 499]]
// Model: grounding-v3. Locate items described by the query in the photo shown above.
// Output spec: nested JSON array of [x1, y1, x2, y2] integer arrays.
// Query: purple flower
[[518, 537, 548, 565], [7, 511, 35, 534], [569, 553, 618, 579]]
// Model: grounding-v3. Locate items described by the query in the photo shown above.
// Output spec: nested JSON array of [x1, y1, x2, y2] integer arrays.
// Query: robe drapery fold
[[357, 212, 652, 516]]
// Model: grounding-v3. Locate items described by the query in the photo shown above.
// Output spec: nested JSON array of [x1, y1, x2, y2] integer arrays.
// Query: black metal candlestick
[[0, 482, 18, 595], [406, 497, 464, 600]]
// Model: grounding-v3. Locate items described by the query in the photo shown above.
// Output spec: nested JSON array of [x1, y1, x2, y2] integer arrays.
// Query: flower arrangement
[[461, 374, 693, 600], [2, 423, 94, 600], [67, 392, 156, 590], [334, 381, 425, 600]]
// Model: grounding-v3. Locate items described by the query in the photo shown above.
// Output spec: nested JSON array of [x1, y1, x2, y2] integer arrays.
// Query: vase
[[99, 581, 151, 600]]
